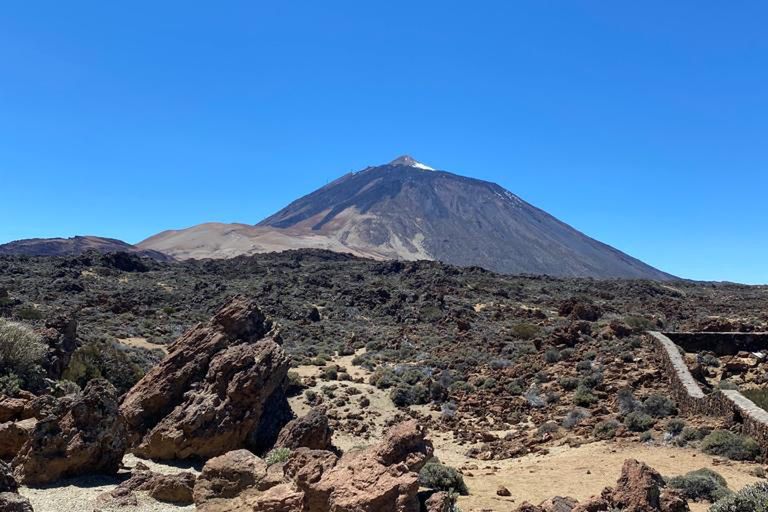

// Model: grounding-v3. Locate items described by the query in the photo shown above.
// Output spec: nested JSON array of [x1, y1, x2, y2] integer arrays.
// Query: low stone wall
[[648, 331, 768, 453], [663, 331, 768, 356]]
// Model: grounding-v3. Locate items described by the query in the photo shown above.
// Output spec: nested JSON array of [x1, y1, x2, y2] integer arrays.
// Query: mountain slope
[[139, 156, 673, 279], [0, 236, 174, 262]]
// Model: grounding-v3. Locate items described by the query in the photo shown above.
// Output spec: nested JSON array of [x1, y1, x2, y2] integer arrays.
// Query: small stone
[[497, 485, 512, 497]]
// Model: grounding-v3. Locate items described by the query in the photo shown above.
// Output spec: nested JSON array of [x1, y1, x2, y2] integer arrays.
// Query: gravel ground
[[19, 455, 199, 512]]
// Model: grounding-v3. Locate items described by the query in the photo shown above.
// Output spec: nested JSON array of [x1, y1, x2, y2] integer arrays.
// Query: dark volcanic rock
[[12, 379, 126, 485], [275, 407, 334, 451], [119, 295, 293, 459]]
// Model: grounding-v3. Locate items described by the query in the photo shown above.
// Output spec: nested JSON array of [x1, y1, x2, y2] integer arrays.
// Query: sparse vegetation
[[624, 411, 655, 432], [700, 430, 760, 461], [265, 447, 292, 465], [419, 462, 469, 495], [666, 468, 730, 502], [709, 481, 768, 512]]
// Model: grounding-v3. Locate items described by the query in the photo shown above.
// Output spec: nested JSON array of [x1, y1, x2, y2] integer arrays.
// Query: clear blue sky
[[1, 2, 766, 283]]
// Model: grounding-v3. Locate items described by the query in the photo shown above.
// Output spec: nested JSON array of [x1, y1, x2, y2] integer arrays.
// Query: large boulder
[[0, 419, 36, 460], [0, 461, 18, 493], [12, 379, 126, 485], [275, 407, 334, 451], [119, 296, 293, 459], [101, 469, 196, 505], [610, 459, 665, 511], [194, 420, 433, 512]]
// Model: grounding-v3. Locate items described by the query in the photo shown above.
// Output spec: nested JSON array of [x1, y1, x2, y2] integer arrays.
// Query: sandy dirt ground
[[118, 337, 168, 353], [19, 455, 199, 512]]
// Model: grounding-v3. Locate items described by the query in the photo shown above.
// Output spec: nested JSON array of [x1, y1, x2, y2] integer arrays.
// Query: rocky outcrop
[[12, 379, 126, 485], [194, 420, 432, 512], [519, 459, 690, 512], [0, 461, 33, 512], [275, 407, 334, 451], [101, 469, 196, 505], [119, 296, 293, 459], [38, 315, 79, 380], [0, 419, 35, 460]]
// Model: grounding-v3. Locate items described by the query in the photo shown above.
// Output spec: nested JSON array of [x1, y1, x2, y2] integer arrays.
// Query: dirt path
[[118, 337, 168, 353]]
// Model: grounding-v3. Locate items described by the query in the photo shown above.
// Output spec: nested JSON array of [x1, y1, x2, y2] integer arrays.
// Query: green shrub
[[741, 388, 768, 411], [642, 394, 677, 418], [390, 384, 429, 407], [666, 468, 730, 502], [265, 447, 291, 465], [510, 323, 540, 340], [559, 377, 579, 391], [544, 349, 560, 363], [639, 431, 653, 442], [666, 419, 686, 436], [562, 407, 590, 429], [0, 373, 21, 396], [624, 411, 655, 432], [593, 420, 620, 440], [0, 319, 47, 389], [573, 386, 597, 406], [700, 430, 760, 461], [709, 481, 768, 512], [419, 462, 469, 495], [15, 306, 43, 321]]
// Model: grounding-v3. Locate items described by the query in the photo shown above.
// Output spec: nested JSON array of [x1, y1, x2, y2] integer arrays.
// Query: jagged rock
[[611, 459, 664, 511], [0, 398, 29, 424], [0, 419, 35, 460], [275, 407, 333, 451], [659, 489, 689, 512], [540, 496, 579, 512], [120, 296, 293, 459], [0, 461, 18, 492], [193, 449, 270, 506], [37, 314, 79, 380], [12, 379, 126, 485], [196, 420, 431, 512], [496, 486, 511, 496], [309, 420, 432, 512], [0, 493, 33, 512], [102, 470, 196, 505], [423, 491, 452, 512]]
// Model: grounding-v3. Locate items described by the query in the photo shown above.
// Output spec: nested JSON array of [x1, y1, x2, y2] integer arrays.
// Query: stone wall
[[663, 331, 768, 356], [648, 331, 768, 453]]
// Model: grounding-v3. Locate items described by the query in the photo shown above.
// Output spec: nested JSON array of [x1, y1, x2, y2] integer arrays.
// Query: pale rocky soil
[[19, 455, 198, 512], [19, 352, 768, 512], [118, 337, 168, 353]]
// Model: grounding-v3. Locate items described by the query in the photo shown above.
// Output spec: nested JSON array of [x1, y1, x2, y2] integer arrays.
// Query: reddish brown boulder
[[423, 491, 452, 512], [659, 489, 689, 512], [196, 420, 431, 512], [193, 449, 270, 506], [102, 469, 196, 505], [497, 485, 512, 496], [38, 314, 79, 380], [0, 397, 28, 424], [119, 296, 293, 460], [0, 419, 35, 460], [310, 420, 433, 512], [12, 379, 126, 485], [275, 407, 333, 451], [611, 459, 664, 511]]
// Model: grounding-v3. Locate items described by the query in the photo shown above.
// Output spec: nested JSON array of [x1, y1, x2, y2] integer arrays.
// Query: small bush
[[265, 447, 291, 465], [510, 322, 541, 340], [594, 420, 620, 440], [642, 394, 677, 418], [700, 430, 760, 461], [666, 419, 686, 436], [559, 377, 579, 391], [709, 481, 768, 512], [666, 468, 730, 502], [0, 319, 47, 387], [419, 462, 469, 495], [505, 379, 524, 395], [390, 383, 429, 407], [624, 411, 655, 432], [563, 407, 590, 429], [0, 373, 21, 396], [538, 421, 560, 435], [573, 386, 597, 406], [639, 431, 653, 442], [544, 349, 560, 363], [576, 360, 592, 372]]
